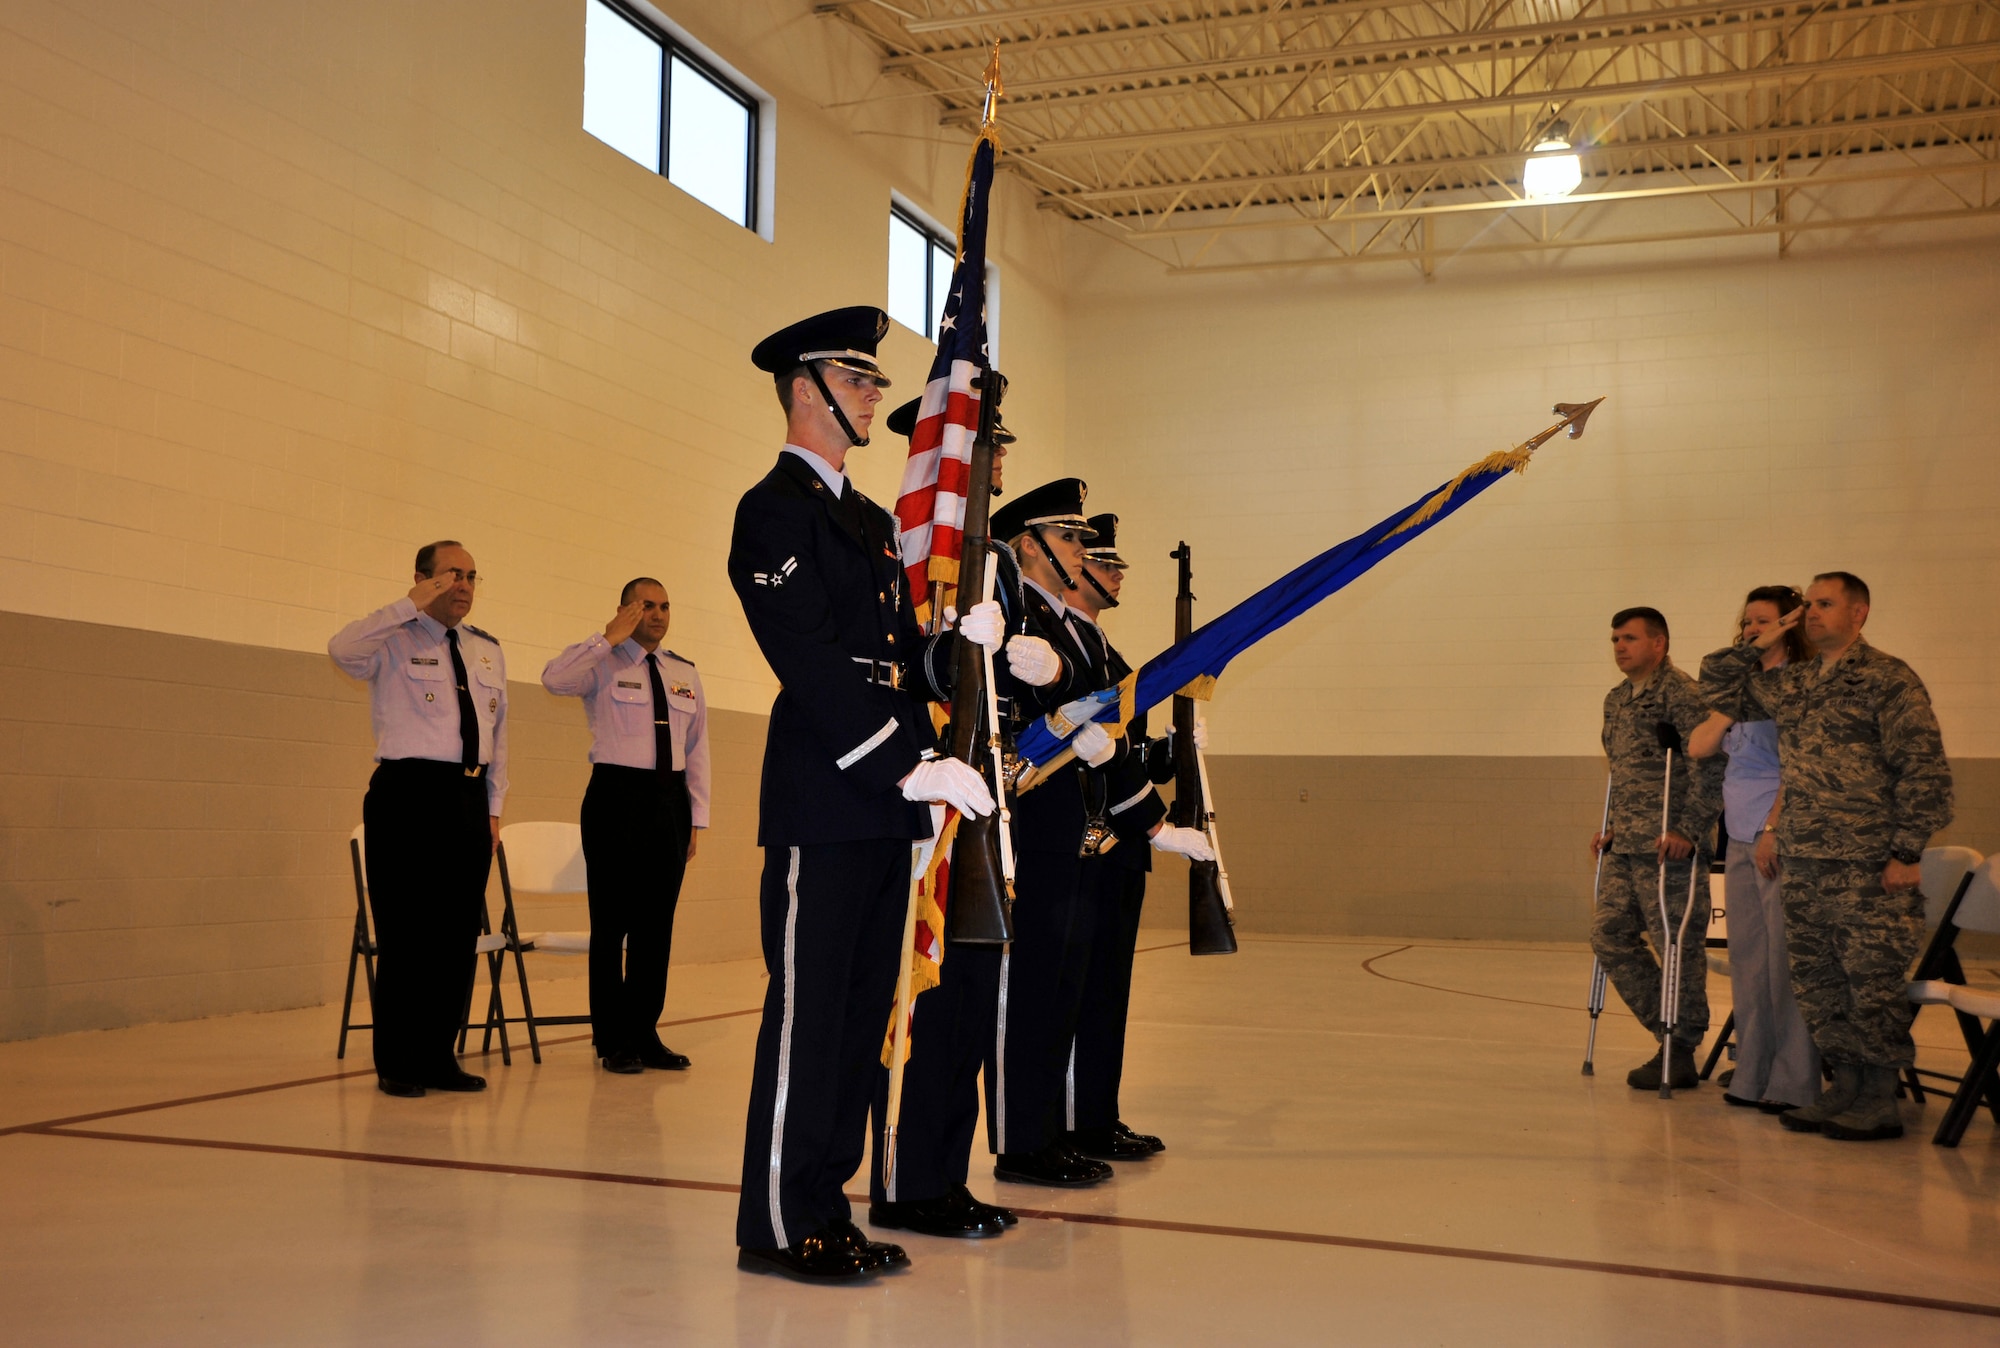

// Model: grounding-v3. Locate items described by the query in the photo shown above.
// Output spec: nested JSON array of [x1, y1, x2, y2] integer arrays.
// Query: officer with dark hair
[[328, 540, 506, 1098], [542, 575, 708, 1074], [1589, 605, 1721, 1093], [728, 308, 1058, 1282]]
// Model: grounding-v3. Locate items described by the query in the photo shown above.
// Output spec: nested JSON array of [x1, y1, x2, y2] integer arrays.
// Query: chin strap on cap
[[1080, 567, 1119, 608], [1029, 524, 1079, 591], [806, 362, 869, 448]]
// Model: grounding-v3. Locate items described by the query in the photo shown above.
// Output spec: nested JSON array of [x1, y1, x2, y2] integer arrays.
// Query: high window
[[887, 206, 957, 341], [583, 0, 759, 230]]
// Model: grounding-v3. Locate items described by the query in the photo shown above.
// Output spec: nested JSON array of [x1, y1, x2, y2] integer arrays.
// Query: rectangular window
[[887, 206, 958, 342], [583, 0, 760, 231]]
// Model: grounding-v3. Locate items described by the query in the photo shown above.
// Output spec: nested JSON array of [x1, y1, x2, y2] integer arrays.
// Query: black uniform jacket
[[1010, 584, 1108, 856], [729, 453, 954, 848], [1070, 619, 1172, 868]]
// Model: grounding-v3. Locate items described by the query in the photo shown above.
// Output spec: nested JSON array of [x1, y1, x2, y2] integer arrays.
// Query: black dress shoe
[[736, 1231, 873, 1283], [422, 1067, 486, 1092], [637, 1043, 691, 1070], [869, 1195, 1005, 1239], [1113, 1121, 1165, 1153], [948, 1184, 1016, 1228], [377, 1076, 426, 1098], [829, 1220, 909, 1269], [1069, 1126, 1158, 1161], [1722, 1093, 1761, 1109], [1756, 1099, 1795, 1115], [600, 1051, 643, 1075], [994, 1142, 1112, 1187]]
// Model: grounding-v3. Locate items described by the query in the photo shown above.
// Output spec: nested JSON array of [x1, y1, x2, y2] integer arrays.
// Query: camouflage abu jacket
[[1700, 638, 1952, 863], [1600, 661, 1721, 857]]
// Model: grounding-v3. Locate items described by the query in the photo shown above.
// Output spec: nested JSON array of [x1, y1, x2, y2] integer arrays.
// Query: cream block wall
[[0, 0, 1072, 715], [1063, 237, 2000, 760]]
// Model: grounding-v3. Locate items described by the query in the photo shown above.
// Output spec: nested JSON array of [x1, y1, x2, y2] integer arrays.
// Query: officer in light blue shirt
[[328, 540, 506, 1098], [543, 577, 709, 1073]]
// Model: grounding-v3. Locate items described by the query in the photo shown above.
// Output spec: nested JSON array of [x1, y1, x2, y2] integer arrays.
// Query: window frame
[[586, 0, 770, 237], [888, 203, 958, 343]]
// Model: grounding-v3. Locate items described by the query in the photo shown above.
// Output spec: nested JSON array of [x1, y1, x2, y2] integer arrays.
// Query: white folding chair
[[1901, 846, 1986, 1102], [494, 821, 595, 1062], [338, 824, 513, 1065], [1930, 859, 2000, 1146]]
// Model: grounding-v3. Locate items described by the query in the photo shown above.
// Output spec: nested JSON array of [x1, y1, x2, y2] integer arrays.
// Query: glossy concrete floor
[[5, 936, 1999, 1346]]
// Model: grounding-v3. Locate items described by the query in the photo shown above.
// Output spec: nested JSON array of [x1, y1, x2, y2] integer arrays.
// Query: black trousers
[[736, 839, 911, 1250], [987, 846, 1092, 1156], [580, 763, 692, 1057], [867, 940, 1001, 1204], [361, 759, 491, 1082], [1067, 862, 1148, 1130]]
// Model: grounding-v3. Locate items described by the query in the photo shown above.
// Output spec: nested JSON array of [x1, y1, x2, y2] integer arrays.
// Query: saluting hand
[[604, 600, 644, 646], [409, 573, 457, 609], [1751, 606, 1802, 651]]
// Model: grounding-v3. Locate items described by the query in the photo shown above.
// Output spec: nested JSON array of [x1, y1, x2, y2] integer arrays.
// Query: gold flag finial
[[980, 42, 1003, 127]]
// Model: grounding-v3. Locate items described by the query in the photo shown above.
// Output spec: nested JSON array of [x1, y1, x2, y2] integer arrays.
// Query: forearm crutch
[[1659, 844, 1702, 1100], [1582, 773, 1613, 1076], [1650, 721, 1683, 1099]]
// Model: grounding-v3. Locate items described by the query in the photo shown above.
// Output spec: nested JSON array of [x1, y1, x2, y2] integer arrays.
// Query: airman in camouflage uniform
[[1700, 572, 1952, 1141], [1592, 607, 1722, 1091]]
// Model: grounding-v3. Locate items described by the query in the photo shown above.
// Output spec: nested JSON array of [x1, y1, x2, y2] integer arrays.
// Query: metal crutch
[[1659, 838, 1703, 1100], [1651, 721, 1685, 1100], [1582, 773, 1613, 1075]]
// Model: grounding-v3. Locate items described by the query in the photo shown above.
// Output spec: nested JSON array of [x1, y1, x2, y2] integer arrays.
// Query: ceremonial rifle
[[943, 368, 1015, 945], [1171, 541, 1238, 956]]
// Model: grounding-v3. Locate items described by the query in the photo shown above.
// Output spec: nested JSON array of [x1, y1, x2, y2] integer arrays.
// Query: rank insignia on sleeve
[[753, 557, 799, 588]]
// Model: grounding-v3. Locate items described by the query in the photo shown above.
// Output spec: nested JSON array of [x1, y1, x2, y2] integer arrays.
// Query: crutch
[[1659, 838, 1703, 1100], [1581, 773, 1613, 1075], [1651, 721, 1684, 1099]]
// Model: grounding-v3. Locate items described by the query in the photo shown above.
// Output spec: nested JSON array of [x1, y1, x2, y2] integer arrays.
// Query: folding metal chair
[[1698, 839, 1735, 1081], [1925, 858, 2000, 1146], [492, 821, 596, 1063], [337, 823, 514, 1064], [1902, 846, 1986, 1104]]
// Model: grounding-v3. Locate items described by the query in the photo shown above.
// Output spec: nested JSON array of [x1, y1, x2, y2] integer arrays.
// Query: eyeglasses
[[428, 568, 482, 588]]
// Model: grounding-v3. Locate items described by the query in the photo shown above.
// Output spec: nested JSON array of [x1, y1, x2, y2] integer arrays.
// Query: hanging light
[[1523, 121, 1583, 199]]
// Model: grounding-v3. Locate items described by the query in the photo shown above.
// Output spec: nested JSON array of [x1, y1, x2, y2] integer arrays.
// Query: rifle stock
[[1171, 541, 1238, 956], [943, 369, 1013, 945]]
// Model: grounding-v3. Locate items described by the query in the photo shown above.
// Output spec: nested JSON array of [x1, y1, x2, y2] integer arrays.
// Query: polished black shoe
[[995, 1142, 1112, 1187], [1722, 1093, 1761, 1109], [637, 1043, 691, 1071], [424, 1067, 486, 1092], [829, 1220, 909, 1269], [736, 1231, 873, 1283], [1069, 1126, 1157, 1161], [377, 1076, 426, 1098], [869, 1194, 1005, 1239], [599, 1052, 644, 1075], [949, 1184, 1016, 1228], [1114, 1121, 1165, 1153]]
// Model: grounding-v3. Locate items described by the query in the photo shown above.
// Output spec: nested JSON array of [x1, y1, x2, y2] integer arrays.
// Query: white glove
[[1192, 706, 1210, 751], [1072, 721, 1115, 767], [951, 600, 1004, 654], [1005, 634, 1060, 687], [1150, 825, 1215, 862], [900, 757, 995, 818]]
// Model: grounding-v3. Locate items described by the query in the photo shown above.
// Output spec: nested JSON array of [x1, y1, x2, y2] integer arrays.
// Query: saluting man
[[728, 307, 1024, 1283], [542, 576, 709, 1075], [329, 540, 507, 1099]]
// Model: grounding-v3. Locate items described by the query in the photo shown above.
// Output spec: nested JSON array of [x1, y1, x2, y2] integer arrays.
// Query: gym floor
[[4, 936, 1997, 1345]]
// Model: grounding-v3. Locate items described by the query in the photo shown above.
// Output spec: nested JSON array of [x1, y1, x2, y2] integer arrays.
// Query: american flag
[[893, 130, 996, 624]]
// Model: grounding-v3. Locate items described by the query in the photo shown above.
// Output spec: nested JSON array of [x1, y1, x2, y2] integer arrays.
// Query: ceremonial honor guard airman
[[541, 577, 709, 1074], [328, 541, 507, 1098], [728, 307, 1013, 1282]]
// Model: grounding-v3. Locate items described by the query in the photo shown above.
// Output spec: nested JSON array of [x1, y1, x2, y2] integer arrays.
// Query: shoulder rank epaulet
[[462, 623, 500, 644], [663, 649, 695, 667]]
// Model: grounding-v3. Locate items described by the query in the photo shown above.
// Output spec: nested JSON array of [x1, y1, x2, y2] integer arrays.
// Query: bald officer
[[542, 576, 709, 1074], [329, 540, 507, 1098], [728, 307, 1040, 1283]]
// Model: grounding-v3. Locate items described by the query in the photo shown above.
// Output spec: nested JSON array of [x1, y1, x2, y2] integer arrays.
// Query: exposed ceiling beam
[[996, 39, 2000, 154], [1029, 107, 1999, 204], [1151, 200, 2000, 270]]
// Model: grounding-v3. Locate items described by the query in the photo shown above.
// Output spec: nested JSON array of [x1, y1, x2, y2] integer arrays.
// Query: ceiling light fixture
[[1523, 121, 1584, 199]]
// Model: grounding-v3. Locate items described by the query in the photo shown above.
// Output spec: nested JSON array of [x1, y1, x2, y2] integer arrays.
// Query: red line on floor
[[24, 1125, 2000, 1321], [0, 1008, 761, 1135]]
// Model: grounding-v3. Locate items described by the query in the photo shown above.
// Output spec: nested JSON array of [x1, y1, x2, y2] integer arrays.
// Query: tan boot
[[1821, 1066, 1905, 1141], [1781, 1063, 1861, 1134]]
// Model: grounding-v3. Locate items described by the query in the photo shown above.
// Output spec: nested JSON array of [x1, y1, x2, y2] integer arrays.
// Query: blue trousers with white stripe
[[736, 839, 909, 1250]]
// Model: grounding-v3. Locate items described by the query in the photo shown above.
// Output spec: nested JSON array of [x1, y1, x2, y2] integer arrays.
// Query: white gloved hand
[[1005, 634, 1060, 687], [1072, 721, 1115, 767], [1150, 825, 1215, 861], [952, 600, 1004, 654], [900, 757, 995, 818], [1192, 706, 1210, 751]]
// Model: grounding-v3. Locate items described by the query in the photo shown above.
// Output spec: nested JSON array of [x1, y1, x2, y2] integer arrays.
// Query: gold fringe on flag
[[881, 811, 960, 1068]]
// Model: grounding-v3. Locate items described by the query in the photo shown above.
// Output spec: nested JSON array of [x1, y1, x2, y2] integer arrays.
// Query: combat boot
[[1821, 1065, 1905, 1141], [1625, 1042, 1699, 1091], [1781, 1062, 1861, 1134]]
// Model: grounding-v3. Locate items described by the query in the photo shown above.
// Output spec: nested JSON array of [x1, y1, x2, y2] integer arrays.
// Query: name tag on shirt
[[617, 680, 644, 689], [410, 657, 439, 665]]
